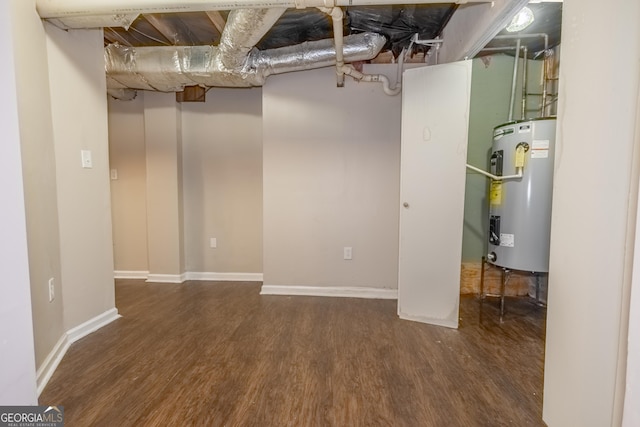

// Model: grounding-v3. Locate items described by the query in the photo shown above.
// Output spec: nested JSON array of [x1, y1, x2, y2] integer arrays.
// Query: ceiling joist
[[143, 14, 180, 45], [205, 11, 226, 36], [104, 28, 134, 47]]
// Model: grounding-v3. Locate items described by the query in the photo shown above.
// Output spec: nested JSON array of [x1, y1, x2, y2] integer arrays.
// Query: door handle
[[403, 202, 409, 208]]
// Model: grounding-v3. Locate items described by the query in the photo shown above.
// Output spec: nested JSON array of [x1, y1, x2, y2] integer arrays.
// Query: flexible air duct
[[106, 32, 386, 92]]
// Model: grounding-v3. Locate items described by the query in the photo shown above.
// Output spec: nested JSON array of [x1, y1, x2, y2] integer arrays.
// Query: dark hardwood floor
[[40, 280, 547, 426]]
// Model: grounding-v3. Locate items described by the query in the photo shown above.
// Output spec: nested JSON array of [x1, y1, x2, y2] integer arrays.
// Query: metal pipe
[[493, 33, 550, 118], [541, 51, 548, 117], [521, 45, 528, 120], [508, 38, 520, 122]]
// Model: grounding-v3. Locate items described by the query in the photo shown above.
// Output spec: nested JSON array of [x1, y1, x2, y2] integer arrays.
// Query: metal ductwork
[[217, 8, 287, 70], [106, 32, 386, 95], [40, 3, 388, 98]]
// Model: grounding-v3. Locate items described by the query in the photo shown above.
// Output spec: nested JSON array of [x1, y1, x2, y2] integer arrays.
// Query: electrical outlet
[[209, 237, 217, 248], [48, 278, 55, 302], [343, 247, 353, 260]]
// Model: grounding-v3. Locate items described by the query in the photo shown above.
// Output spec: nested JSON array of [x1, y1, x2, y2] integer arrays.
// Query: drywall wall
[[543, 0, 640, 425], [0, 0, 38, 404], [10, 0, 65, 369], [463, 54, 544, 261], [144, 92, 185, 279], [108, 95, 149, 273], [108, 89, 263, 278], [45, 25, 117, 329], [182, 88, 263, 274], [623, 149, 640, 426], [262, 65, 401, 290]]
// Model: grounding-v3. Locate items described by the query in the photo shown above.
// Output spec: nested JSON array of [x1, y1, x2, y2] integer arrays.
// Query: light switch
[[110, 169, 118, 180], [81, 150, 93, 169]]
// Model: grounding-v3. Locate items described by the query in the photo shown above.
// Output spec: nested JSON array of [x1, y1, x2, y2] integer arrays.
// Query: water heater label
[[532, 140, 549, 149], [518, 124, 531, 133], [499, 233, 515, 247], [531, 140, 550, 159]]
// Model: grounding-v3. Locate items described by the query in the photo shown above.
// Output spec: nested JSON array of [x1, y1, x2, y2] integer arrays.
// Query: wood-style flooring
[[40, 280, 547, 426]]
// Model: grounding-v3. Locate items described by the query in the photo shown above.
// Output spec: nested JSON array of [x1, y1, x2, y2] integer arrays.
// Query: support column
[[144, 92, 185, 282]]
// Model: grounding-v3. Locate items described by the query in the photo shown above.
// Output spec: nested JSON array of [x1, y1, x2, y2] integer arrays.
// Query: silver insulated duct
[[105, 6, 385, 96], [106, 32, 386, 92]]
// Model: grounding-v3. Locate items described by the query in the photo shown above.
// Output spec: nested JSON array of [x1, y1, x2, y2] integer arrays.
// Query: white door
[[398, 61, 472, 328]]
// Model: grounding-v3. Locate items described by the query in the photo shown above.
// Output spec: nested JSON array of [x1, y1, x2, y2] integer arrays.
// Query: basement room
[[1, 0, 639, 426]]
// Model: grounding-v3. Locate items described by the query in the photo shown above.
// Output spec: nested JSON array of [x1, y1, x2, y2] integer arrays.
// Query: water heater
[[487, 118, 556, 273]]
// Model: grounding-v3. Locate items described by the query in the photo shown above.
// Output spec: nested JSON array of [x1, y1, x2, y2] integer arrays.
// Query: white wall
[[0, 0, 38, 404], [182, 88, 263, 274], [144, 92, 185, 278], [108, 95, 148, 273], [109, 89, 264, 277], [262, 65, 401, 290], [624, 144, 640, 426], [45, 24, 116, 329], [543, 0, 640, 425], [10, 0, 65, 370]]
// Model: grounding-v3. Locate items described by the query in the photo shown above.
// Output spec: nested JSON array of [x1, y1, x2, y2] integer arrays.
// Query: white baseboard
[[114, 270, 149, 279], [260, 285, 398, 300], [145, 273, 186, 283], [397, 311, 458, 329], [66, 308, 121, 344], [36, 334, 69, 396], [184, 272, 263, 282], [36, 308, 121, 396], [137, 272, 263, 283]]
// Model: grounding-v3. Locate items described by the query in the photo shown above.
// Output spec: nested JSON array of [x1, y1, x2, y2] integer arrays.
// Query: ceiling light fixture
[[506, 7, 535, 32]]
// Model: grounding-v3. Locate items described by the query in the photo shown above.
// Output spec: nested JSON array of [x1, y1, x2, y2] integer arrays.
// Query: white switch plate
[[210, 237, 217, 248], [81, 150, 93, 168], [48, 278, 55, 302], [110, 169, 118, 180], [343, 247, 352, 260]]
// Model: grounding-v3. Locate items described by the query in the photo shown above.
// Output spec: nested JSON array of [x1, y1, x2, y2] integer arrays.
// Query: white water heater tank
[[487, 118, 556, 273]]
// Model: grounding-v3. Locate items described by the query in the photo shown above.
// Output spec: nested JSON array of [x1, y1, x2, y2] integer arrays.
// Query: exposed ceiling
[[484, 2, 562, 57], [103, 2, 561, 63], [37, 1, 562, 98]]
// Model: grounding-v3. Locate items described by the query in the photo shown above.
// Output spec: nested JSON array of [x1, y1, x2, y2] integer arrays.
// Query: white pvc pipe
[[319, 4, 401, 96], [466, 163, 523, 181], [319, 7, 345, 87], [396, 47, 405, 89], [340, 65, 401, 96], [36, 0, 488, 18]]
